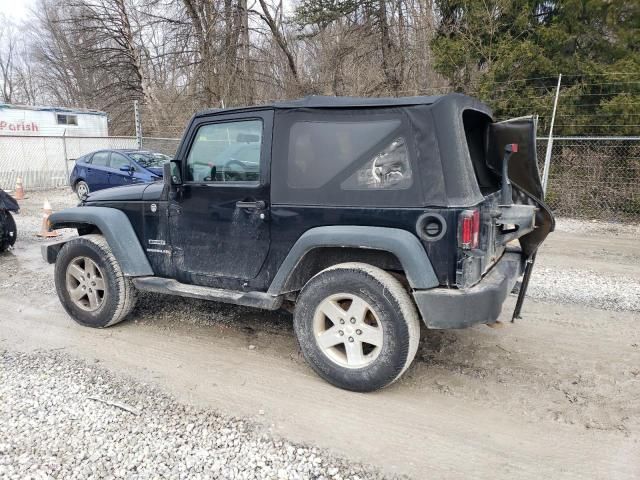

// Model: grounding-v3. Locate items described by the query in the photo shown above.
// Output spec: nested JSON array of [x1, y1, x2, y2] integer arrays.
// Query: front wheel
[[294, 262, 420, 392], [54, 234, 137, 328], [75, 180, 90, 199]]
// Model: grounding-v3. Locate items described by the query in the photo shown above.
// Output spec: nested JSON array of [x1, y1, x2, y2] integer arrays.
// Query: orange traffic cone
[[37, 199, 59, 238], [14, 177, 25, 200]]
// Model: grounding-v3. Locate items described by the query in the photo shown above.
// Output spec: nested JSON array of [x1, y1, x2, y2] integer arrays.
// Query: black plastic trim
[[46, 207, 154, 276], [416, 212, 447, 242], [267, 225, 439, 294], [133, 277, 282, 310], [414, 250, 524, 329]]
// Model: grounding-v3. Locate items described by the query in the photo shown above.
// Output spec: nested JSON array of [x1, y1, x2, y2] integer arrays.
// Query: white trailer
[[0, 104, 108, 137]]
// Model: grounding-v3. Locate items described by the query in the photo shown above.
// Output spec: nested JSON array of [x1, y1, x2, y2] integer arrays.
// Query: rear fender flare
[[267, 226, 439, 295], [44, 206, 154, 277]]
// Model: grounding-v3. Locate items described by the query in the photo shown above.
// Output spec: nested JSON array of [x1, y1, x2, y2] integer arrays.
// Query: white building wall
[[0, 106, 109, 137]]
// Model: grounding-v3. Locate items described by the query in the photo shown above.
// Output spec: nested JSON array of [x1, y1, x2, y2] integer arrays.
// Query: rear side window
[[91, 151, 110, 167], [272, 110, 421, 207], [287, 120, 400, 189]]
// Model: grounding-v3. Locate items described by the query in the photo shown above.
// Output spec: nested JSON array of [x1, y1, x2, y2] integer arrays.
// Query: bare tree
[[254, 0, 300, 92], [7, 0, 445, 134], [0, 17, 18, 103]]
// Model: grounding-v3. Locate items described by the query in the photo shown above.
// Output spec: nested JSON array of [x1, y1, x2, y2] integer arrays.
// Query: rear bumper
[[413, 250, 524, 329]]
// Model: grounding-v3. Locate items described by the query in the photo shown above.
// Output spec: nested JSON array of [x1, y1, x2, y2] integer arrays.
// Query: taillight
[[459, 209, 480, 249]]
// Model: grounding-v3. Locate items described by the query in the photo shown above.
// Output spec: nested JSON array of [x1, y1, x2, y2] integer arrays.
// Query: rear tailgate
[[488, 117, 555, 257], [457, 115, 554, 288]]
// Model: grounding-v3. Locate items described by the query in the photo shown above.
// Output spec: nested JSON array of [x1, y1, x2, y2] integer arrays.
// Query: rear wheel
[[75, 180, 90, 199], [54, 234, 137, 328], [0, 210, 17, 252], [294, 262, 420, 392]]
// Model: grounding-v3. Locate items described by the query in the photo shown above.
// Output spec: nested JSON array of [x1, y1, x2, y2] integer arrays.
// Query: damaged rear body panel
[[489, 117, 555, 257], [413, 107, 554, 327]]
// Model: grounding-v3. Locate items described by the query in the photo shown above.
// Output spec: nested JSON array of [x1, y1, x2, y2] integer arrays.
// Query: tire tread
[[319, 262, 421, 387], [55, 234, 137, 327], [295, 262, 421, 391]]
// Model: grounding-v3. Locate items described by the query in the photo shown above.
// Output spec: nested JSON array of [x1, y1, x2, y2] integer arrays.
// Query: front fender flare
[[45, 206, 154, 277], [267, 226, 439, 294]]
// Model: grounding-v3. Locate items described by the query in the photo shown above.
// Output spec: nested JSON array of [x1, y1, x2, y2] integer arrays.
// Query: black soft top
[[196, 93, 493, 118], [193, 94, 497, 207]]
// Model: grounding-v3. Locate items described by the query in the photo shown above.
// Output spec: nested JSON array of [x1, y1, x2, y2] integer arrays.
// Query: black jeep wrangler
[[43, 94, 554, 392]]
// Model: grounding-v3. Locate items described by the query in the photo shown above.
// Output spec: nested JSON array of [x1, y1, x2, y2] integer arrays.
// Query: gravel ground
[[0, 350, 389, 480], [529, 218, 640, 312], [528, 267, 640, 312], [1, 188, 639, 479], [8, 188, 78, 237], [554, 217, 640, 237]]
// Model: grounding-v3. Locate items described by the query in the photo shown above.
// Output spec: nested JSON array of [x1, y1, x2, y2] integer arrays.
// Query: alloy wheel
[[76, 182, 89, 198], [312, 293, 383, 369], [65, 257, 106, 312]]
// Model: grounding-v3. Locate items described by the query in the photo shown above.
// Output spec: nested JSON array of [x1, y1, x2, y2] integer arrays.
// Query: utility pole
[[541, 74, 562, 194], [512, 74, 562, 323], [62, 129, 70, 185], [134, 100, 143, 150]]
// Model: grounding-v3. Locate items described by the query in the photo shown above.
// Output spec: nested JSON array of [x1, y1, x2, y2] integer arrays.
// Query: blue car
[[70, 149, 171, 199]]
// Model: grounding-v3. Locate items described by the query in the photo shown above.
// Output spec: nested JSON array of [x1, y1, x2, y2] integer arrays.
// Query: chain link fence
[[138, 134, 640, 222], [0, 135, 137, 191], [1, 132, 639, 223], [537, 137, 640, 221], [141, 137, 180, 157]]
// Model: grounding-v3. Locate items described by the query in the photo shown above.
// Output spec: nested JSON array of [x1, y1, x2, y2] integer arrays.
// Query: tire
[[54, 234, 137, 328], [75, 180, 90, 199], [294, 262, 420, 392], [0, 210, 17, 252]]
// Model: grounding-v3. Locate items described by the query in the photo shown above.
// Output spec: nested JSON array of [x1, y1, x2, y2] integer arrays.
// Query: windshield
[[129, 152, 171, 168]]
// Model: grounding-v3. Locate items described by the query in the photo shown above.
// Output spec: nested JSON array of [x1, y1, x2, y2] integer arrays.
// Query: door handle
[[236, 200, 266, 210]]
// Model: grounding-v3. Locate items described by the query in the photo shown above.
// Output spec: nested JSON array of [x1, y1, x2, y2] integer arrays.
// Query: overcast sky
[[0, 0, 295, 21], [0, 0, 36, 21]]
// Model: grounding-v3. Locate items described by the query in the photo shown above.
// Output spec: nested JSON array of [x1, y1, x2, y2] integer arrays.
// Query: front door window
[[186, 120, 262, 183]]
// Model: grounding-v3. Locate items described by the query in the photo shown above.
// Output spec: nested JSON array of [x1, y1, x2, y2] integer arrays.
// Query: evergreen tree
[[431, 0, 640, 134]]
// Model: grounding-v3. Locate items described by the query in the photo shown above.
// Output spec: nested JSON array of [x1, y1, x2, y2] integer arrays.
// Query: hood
[[0, 190, 19, 212], [85, 183, 151, 203]]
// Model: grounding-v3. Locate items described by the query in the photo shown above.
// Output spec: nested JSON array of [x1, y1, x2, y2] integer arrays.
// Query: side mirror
[[119, 164, 134, 174], [164, 160, 182, 187]]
